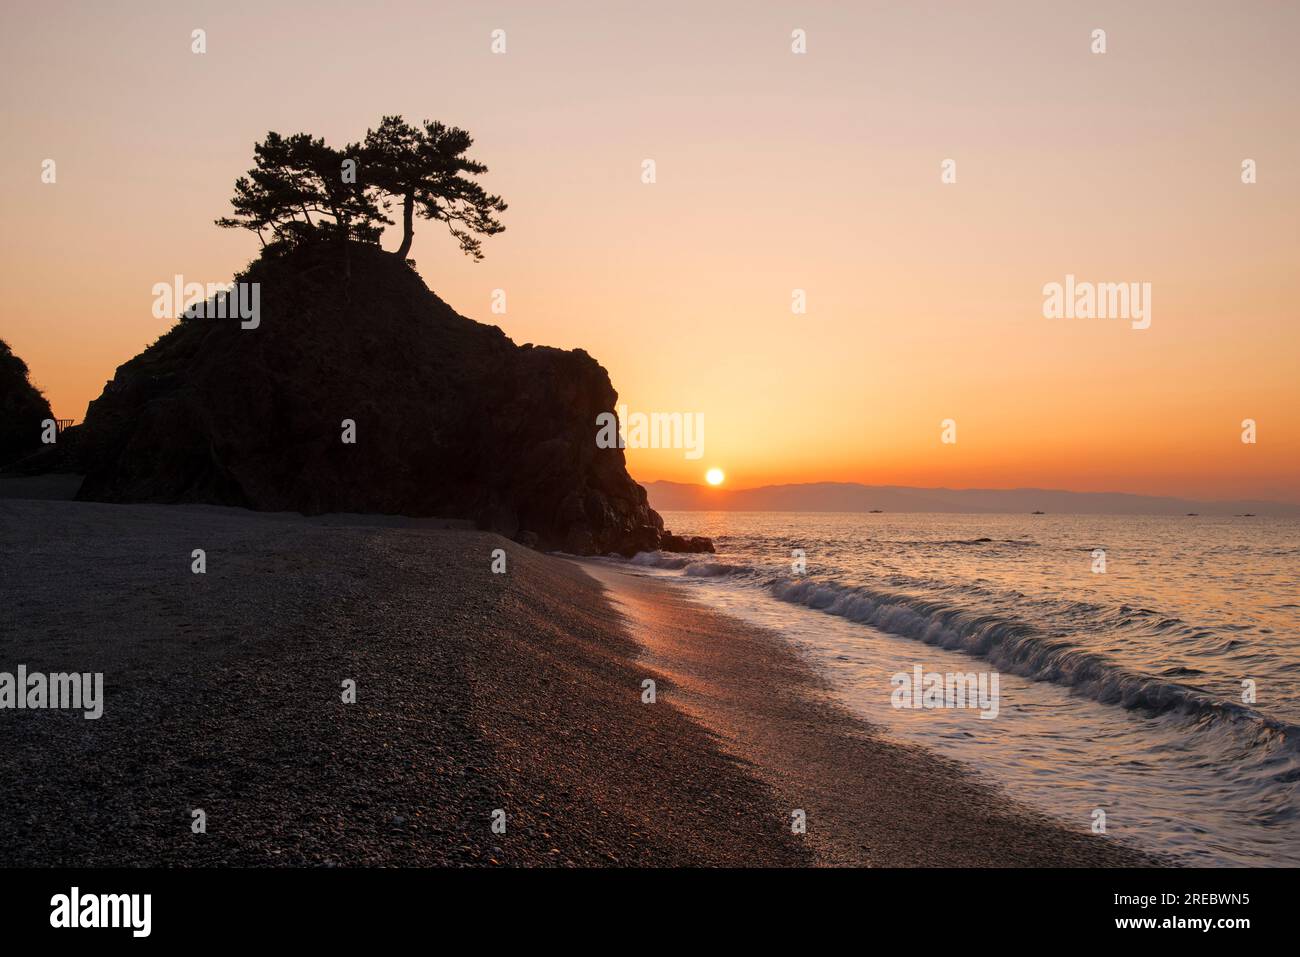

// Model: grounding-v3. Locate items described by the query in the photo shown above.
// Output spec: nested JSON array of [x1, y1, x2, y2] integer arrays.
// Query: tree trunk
[[334, 206, 351, 279], [395, 192, 414, 259]]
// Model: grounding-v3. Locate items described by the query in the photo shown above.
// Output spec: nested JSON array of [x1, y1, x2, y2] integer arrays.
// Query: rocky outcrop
[[659, 533, 715, 553], [0, 339, 54, 468], [74, 242, 708, 556]]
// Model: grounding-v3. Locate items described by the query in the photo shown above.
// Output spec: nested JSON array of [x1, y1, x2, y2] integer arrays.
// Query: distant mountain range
[[643, 481, 1300, 516]]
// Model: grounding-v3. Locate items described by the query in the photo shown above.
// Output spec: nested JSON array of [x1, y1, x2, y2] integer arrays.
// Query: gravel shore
[[0, 493, 1155, 866]]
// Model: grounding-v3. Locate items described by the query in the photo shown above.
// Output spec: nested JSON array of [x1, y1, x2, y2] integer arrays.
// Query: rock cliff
[[75, 243, 708, 556]]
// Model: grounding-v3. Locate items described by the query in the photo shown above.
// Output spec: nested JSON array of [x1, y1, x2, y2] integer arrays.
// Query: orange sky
[[2, 1, 1296, 502]]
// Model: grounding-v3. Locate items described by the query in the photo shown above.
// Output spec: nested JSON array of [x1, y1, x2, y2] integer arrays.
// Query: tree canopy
[[217, 117, 506, 263], [362, 116, 507, 261], [0, 338, 54, 466]]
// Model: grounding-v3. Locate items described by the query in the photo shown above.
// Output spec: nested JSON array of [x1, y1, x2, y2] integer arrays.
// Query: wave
[[684, 561, 752, 578], [629, 552, 693, 570], [765, 576, 1298, 751], [630, 551, 757, 577], [619, 549, 1298, 766]]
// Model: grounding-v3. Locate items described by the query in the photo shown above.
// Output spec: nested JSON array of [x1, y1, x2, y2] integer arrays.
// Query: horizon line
[[637, 477, 1299, 508]]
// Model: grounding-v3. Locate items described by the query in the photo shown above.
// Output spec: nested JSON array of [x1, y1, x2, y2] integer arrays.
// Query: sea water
[[615, 511, 1300, 866]]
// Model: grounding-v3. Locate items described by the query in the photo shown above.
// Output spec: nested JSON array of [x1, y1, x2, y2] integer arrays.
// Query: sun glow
[[705, 468, 725, 486]]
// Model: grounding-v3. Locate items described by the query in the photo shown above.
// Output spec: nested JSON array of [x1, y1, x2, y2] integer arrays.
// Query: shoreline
[[578, 559, 1159, 867], [0, 495, 1155, 866]]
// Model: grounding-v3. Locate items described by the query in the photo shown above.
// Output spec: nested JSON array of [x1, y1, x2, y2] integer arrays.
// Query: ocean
[[617, 511, 1300, 866]]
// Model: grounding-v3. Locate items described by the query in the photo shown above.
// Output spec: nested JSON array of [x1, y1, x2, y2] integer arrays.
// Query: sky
[[2, 1, 1297, 501]]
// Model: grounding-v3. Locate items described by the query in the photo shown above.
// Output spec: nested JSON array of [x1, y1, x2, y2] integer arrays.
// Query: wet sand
[[0, 494, 1155, 866]]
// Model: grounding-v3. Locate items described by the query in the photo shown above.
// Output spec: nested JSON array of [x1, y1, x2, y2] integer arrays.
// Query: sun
[[705, 468, 725, 486]]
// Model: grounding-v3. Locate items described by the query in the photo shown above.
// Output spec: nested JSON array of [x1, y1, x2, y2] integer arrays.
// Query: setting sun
[[705, 468, 725, 486]]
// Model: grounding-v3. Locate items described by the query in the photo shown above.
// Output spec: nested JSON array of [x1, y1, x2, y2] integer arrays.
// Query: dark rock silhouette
[[659, 533, 714, 553], [75, 243, 709, 556], [0, 339, 53, 468]]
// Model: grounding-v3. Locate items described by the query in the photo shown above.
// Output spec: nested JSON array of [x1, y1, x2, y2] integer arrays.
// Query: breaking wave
[[622, 548, 1299, 769], [766, 577, 1296, 748]]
